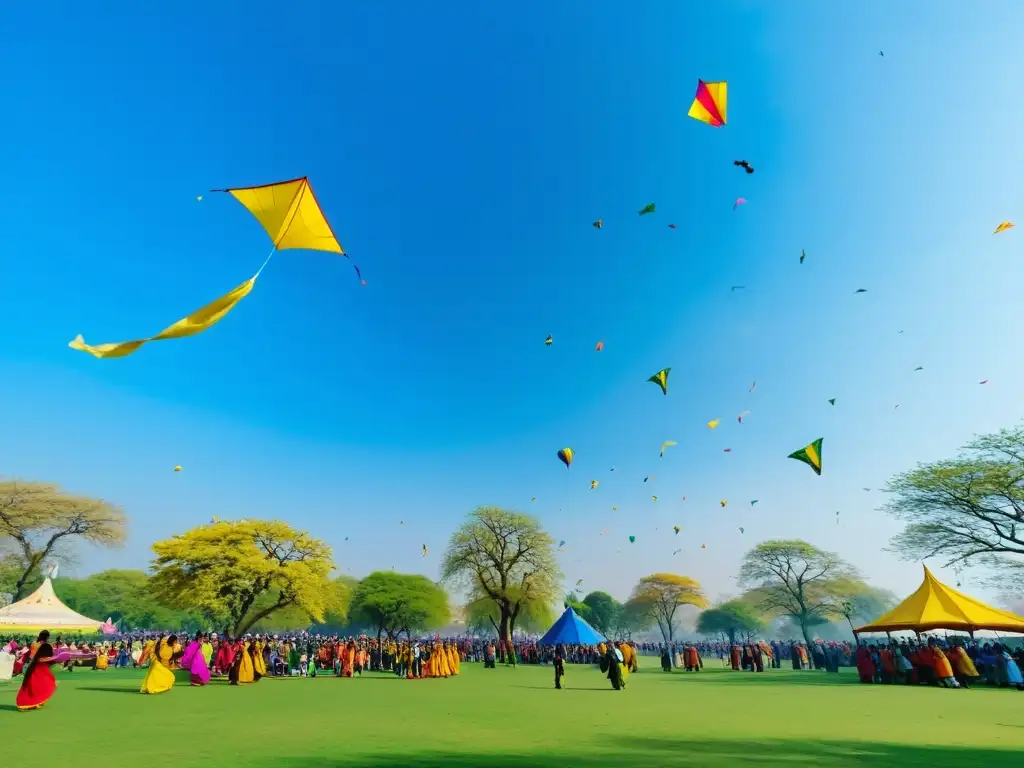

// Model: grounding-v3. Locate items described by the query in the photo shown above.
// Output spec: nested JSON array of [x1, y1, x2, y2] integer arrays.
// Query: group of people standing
[[854, 638, 1024, 690]]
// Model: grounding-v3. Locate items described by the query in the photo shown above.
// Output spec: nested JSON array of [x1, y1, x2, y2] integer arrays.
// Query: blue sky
[[2, 1, 1024, 606]]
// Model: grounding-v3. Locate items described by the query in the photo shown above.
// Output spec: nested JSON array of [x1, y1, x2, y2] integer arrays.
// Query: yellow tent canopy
[[855, 565, 1024, 634]]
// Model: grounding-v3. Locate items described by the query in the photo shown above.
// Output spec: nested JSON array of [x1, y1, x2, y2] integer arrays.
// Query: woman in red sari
[[16, 631, 58, 711]]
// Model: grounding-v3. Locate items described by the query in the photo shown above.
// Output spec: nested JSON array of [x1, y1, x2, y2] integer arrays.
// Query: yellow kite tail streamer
[[69, 274, 259, 359]]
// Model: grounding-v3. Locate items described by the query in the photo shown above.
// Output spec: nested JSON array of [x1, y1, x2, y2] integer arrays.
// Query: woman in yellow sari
[[230, 639, 255, 685], [447, 642, 460, 675], [252, 639, 266, 681], [433, 641, 451, 678], [140, 635, 181, 694]]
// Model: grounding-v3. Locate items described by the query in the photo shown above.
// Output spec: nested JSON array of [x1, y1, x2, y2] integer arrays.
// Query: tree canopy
[[149, 519, 335, 637], [884, 426, 1024, 586], [53, 569, 203, 630], [627, 573, 707, 644], [738, 539, 864, 646], [466, 584, 555, 636], [0, 480, 127, 600], [581, 591, 620, 636], [696, 600, 764, 645], [349, 571, 450, 638], [441, 506, 560, 645]]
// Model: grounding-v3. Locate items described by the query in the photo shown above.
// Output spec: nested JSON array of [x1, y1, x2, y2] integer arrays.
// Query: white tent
[[0, 578, 103, 633]]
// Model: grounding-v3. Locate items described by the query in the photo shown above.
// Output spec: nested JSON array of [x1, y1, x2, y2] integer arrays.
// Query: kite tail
[[348, 257, 366, 285], [254, 247, 277, 279]]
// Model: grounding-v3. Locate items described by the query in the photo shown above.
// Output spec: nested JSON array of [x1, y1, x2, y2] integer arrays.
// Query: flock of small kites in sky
[[66, 76, 1006, 570]]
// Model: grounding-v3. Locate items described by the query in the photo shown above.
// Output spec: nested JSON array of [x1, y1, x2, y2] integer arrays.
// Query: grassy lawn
[[2, 657, 1022, 767]]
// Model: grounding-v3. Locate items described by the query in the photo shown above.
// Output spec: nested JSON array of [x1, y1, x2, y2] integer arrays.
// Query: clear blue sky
[[2, 1, 1023, 606]]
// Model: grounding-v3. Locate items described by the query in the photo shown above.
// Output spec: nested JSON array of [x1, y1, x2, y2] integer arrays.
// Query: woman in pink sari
[[179, 632, 211, 686]]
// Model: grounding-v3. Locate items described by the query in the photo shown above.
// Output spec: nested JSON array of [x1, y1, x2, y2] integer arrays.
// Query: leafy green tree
[[883, 426, 1024, 585], [613, 597, 653, 640], [441, 506, 560, 647], [582, 591, 621, 635], [150, 519, 335, 636], [0, 480, 127, 600], [349, 571, 450, 640], [466, 585, 554, 636], [738, 540, 865, 647], [696, 600, 764, 645], [53, 569, 202, 630], [627, 573, 707, 644], [562, 591, 594, 623]]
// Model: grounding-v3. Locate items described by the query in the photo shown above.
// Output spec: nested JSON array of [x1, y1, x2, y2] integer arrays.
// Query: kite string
[[254, 246, 277, 279]]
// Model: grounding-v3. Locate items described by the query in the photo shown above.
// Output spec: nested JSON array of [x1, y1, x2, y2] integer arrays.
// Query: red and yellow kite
[[688, 80, 727, 127]]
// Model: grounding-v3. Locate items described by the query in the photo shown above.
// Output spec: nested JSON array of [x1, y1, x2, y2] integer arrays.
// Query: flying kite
[[660, 440, 677, 457], [595, 340, 604, 351], [733, 198, 747, 210], [531, 497, 537, 503], [673, 548, 681, 555], [644, 476, 653, 483], [590, 480, 599, 489], [196, 195, 203, 202], [687, 79, 727, 127], [855, 288, 867, 293], [557, 448, 574, 468], [707, 419, 720, 430], [723, 448, 732, 453], [173, 465, 182, 472], [993, 221, 1014, 235], [738, 527, 745, 534], [421, 544, 428, 557], [733, 160, 754, 174], [914, 366, 923, 371], [638, 203, 656, 216], [600, 528, 609, 535], [788, 438, 823, 475], [750, 500, 758, 506], [731, 286, 745, 292], [545, 334, 553, 346], [668, 224, 677, 229], [559, 540, 567, 547], [737, 411, 750, 424], [70, 176, 357, 359], [828, 398, 836, 405], [628, 536, 636, 544], [648, 368, 670, 395], [576, 579, 584, 587], [701, 544, 707, 549], [611, 506, 617, 511], [720, 500, 728, 507], [749, 381, 756, 392], [652, 496, 658, 502], [592, 218, 603, 229], [800, 249, 806, 264], [979, 379, 989, 384], [673, 525, 680, 535]]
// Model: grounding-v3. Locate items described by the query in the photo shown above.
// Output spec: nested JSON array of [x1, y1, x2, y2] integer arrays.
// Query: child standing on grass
[[554, 644, 565, 689]]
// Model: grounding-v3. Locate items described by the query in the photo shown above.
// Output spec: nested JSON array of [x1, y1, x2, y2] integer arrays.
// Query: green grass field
[[2, 657, 1022, 766]]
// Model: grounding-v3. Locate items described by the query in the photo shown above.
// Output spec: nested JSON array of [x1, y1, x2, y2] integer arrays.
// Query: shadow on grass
[[265, 736, 1023, 768], [0, 704, 20, 712], [673, 670, 860, 687], [76, 687, 141, 694]]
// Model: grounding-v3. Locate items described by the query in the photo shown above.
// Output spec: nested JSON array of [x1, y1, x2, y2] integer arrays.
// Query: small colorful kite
[[750, 500, 758, 506], [737, 410, 751, 424], [545, 334, 553, 346], [590, 480, 599, 489], [576, 579, 584, 587], [733, 197, 747, 210], [638, 203, 656, 216], [592, 218, 603, 229], [681, 496, 687, 501], [723, 448, 732, 453], [855, 288, 867, 293], [196, 195, 203, 202], [660, 440, 677, 457], [701, 543, 707, 549], [173, 465, 182, 472], [399, 520, 405, 526], [733, 160, 754, 174], [652, 496, 658, 502], [421, 544, 428, 557], [707, 418, 720, 429], [738, 527, 745, 534], [595, 340, 604, 351], [749, 381, 756, 392], [828, 398, 836, 405], [993, 221, 1014, 235], [611, 506, 618, 511], [673, 525, 680, 535], [720, 500, 728, 507], [644, 475, 653, 483], [914, 366, 923, 371], [788, 438, 823, 475], [559, 540, 567, 547], [557, 448, 574, 468], [668, 224, 677, 229], [628, 535, 636, 544], [979, 379, 989, 384], [800, 249, 806, 264], [531, 497, 537, 503], [687, 79, 727, 127], [648, 368, 670, 395]]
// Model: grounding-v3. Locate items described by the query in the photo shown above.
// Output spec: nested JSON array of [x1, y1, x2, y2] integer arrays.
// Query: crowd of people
[[854, 637, 1024, 690]]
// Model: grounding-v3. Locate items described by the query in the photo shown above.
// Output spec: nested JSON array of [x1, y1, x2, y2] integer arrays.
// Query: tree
[[441, 506, 560, 648], [696, 600, 764, 645], [53, 569, 202, 630], [883, 426, 1024, 583], [349, 571, 450, 639], [582, 591, 621, 636], [466, 584, 555, 637], [149, 519, 334, 637], [627, 573, 707, 644], [563, 591, 594, 624], [0, 481, 127, 600], [738, 540, 865, 647], [613, 597, 653, 640]]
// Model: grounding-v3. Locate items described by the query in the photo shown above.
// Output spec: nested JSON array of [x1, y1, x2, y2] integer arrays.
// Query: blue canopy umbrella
[[538, 606, 607, 646]]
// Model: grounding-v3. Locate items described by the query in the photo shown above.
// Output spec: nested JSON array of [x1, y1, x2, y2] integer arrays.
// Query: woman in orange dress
[[16, 631, 58, 711]]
